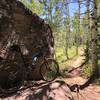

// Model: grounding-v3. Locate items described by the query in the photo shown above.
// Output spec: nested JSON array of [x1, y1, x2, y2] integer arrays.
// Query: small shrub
[[83, 63, 92, 78], [58, 67, 69, 78]]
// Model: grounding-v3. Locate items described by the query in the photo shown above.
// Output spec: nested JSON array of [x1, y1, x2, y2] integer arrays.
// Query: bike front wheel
[[40, 58, 59, 82]]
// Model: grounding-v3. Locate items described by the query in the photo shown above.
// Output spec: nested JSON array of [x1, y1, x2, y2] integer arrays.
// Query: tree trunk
[[80, 0, 99, 90], [86, 0, 91, 41], [85, 0, 91, 62], [76, 0, 80, 55], [91, 0, 99, 77], [65, 1, 71, 59]]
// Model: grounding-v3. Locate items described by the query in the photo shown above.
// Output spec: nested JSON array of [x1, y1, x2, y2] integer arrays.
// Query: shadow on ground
[[25, 80, 74, 100], [0, 80, 74, 100]]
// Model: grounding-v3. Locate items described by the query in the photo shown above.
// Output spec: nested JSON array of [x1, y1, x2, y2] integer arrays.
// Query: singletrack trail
[[63, 47, 100, 100]]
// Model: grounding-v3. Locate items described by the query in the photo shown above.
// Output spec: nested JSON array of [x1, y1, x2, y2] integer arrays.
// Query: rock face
[[0, 0, 54, 88]]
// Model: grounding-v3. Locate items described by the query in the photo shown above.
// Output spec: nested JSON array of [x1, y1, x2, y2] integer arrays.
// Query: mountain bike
[[0, 44, 59, 94]]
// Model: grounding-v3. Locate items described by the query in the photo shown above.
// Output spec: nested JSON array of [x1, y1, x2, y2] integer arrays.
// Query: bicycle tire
[[40, 58, 59, 82]]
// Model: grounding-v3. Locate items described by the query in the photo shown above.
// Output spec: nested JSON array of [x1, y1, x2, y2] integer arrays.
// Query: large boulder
[[0, 0, 54, 88]]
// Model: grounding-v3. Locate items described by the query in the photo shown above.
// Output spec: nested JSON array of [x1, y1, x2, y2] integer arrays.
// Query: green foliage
[[55, 48, 66, 63], [68, 46, 77, 58], [59, 68, 69, 78], [55, 46, 77, 63], [83, 63, 92, 78], [19, 0, 43, 15], [72, 13, 78, 33]]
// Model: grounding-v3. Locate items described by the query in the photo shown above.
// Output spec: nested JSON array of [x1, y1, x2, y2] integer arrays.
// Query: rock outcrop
[[0, 0, 54, 88]]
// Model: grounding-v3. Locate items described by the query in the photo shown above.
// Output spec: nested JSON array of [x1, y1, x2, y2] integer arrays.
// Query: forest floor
[[0, 48, 100, 100]]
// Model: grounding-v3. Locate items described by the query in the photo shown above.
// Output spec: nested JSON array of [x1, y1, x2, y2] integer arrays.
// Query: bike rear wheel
[[40, 58, 59, 82]]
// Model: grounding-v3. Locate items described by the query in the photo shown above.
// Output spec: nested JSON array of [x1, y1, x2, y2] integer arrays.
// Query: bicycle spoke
[[40, 58, 59, 82]]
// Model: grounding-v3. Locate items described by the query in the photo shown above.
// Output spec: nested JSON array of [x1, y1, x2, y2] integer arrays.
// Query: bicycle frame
[[10, 44, 48, 77]]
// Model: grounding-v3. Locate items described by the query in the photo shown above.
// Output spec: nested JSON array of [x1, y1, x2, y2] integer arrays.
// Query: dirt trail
[[63, 47, 100, 100]]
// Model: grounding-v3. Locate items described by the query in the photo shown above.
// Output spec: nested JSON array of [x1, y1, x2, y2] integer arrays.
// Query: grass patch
[[55, 46, 79, 70], [55, 48, 66, 63], [68, 46, 77, 58], [55, 46, 77, 62], [83, 63, 92, 78]]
